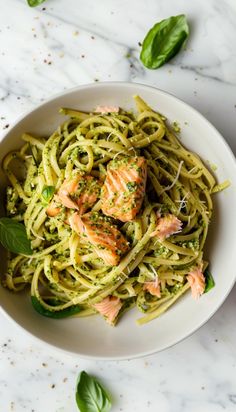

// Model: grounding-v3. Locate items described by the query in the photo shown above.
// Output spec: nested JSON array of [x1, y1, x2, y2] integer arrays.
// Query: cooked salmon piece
[[143, 279, 161, 297], [187, 265, 205, 299], [69, 211, 129, 266], [95, 105, 119, 114], [101, 156, 147, 222], [55, 173, 100, 214], [46, 200, 61, 217], [93, 296, 122, 324], [150, 213, 182, 241]]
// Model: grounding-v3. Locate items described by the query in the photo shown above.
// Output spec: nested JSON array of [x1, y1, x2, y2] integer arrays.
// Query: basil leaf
[[76, 371, 111, 412], [27, 0, 46, 6], [0, 217, 32, 255], [140, 14, 189, 69], [204, 268, 215, 293], [31, 296, 81, 318], [41, 186, 55, 204]]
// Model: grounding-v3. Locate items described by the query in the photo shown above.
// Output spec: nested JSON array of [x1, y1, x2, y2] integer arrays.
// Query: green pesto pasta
[[1, 96, 218, 325]]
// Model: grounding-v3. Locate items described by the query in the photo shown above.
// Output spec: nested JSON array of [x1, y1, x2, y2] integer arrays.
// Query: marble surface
[[0, 0, 236, 411]]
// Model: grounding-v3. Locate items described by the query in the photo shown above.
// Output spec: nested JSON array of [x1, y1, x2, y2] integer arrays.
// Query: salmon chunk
[[187, 265, 205, 299], [150, 213, 182, 241], [101, 156, 147, 222], [95, 105, 119, 114], [55, 173, 100, 214], [69, 211, 129, 266], [46, 200, 61, 217], [143, 280, 161, 297], [93, 296, 122, 324]]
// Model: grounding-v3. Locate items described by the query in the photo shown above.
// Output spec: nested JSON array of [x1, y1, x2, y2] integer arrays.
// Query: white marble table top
[[0, 0, 236, 411]]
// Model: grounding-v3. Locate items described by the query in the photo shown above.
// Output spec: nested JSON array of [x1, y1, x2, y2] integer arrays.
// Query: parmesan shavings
[[149, 264, 159, 286], [175, 192, 190, 213], [188, 165, 198, 174]]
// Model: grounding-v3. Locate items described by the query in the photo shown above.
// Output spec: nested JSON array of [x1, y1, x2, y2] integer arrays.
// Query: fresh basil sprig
[[204, 268, 215, 293], [31, 296, 81, 318], [0, 217, 32, 255], [41, 186, 55, 204], [76, 371, 111, 412], [27, 0, 46, 6], [140, 14, 189, 69]]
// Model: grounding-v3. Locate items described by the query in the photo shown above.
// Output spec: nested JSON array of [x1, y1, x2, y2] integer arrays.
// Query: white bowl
[[0, 82, 236, 360]]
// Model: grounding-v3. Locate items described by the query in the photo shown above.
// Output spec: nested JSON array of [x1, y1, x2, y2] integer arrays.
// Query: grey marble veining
[[0, 0, 236, 411]]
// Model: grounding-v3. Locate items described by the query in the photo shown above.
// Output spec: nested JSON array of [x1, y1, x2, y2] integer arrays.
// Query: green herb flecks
[[76, 371, 111, 412], [126, 181, 138, 192], [140, 14, 189, 69], [172, 121, 181, 133], [0, 217, 32, 255]]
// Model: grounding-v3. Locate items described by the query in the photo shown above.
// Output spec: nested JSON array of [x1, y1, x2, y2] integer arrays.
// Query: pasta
[[2, 96, 221, 325]]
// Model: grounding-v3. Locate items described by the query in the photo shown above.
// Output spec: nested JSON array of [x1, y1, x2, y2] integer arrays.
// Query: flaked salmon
[[150, 213, 182, 241], [46, 200, 61, 217], [93, 296, 122, 324], [143, 281, 161, 297], [95, 105, 119, 114], [69, 211, 129, 266], [187, 265, 205, 299], [101, 156, 147, 222], [55, 173, 100, 214]]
